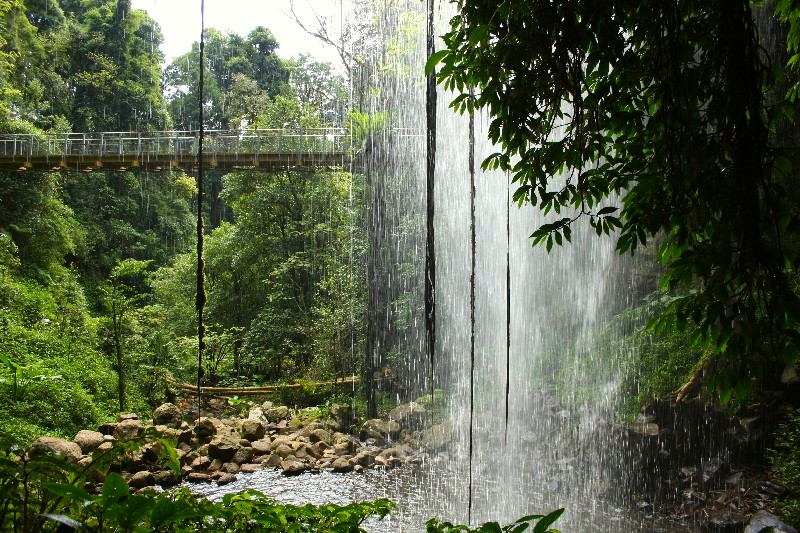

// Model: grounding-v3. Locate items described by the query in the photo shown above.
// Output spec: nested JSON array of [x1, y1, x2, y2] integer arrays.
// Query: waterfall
[[358, 0, 653, 529]]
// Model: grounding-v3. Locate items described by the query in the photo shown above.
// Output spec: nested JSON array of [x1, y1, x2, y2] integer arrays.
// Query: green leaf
[[100, 472, 129, 504], [425, 50, 450, 75], [43, 482, 94, 502], [532, 508, 564, 533]]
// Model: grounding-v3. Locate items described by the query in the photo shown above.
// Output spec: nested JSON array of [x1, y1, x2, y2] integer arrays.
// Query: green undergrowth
[[0, 435, 563, 532], [768, 408, 800, 528], [545, 293, 703, 421]]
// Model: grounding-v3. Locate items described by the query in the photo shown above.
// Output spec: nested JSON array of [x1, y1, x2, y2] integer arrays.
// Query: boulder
[[208, 431, 240, 462], [152, 470, 180, 488], [273, 443, 294, 459], [231, 447, 253, 465], [31, 437, 82, 464], [113, 419, 144, 441], [119, 413, 139, 421], [239, 463, 261, 473], [129, 471, 156, 489], [419, 422, 452, 450], [98, 422, 118, 435], [745, 511, 797, 533], [360, 419, 401, 443], [263, 405, 291, 422], [388, 402, 428, 430], [251, 439, 272, 455], [152, 403, 183, 428], [73, 430, 104, 454], [221, 462, 240, 474], [263, 454, 283, 467], [309, 428, 333, 445], [194, 417, 222, 441], [240, 419, 265, 441], [217, 473, 237, 485], [331, 456, 354, 472], [186, 472, 212, 483], [280, 457, 306, 475]]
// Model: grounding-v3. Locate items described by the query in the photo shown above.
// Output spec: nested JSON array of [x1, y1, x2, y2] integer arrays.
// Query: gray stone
[[419, 422, 452, 450], [221, 462, 240, 474], [31, 437, 82, 464], [331, 456, 354, 472], [152, 403, 183, 428], [194, 417, 221, 441], [231, 447, 253, 465], [217, 473, 237, 485], [359, 419, 401, 443], [119, 413, 139, 421], [240, 463, 261, 473], [240, 419, 265, 441], [388, 402, 429, 430], [129, 470, 155, 489], [251, 439, 272, 455], [152, 470, 180, 488], [280, 458, 306, 475], [113, 419, 144, 441], [73, 430, 104, 454], [187, 472, 211, 483], [263, 405, 291, 422], [208, 431, 240, 462], [745, 510, 797, 533]]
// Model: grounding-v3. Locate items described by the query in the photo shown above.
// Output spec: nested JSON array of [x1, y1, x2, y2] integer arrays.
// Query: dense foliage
[[0, 0, 365, 445], [0, 438, 395, 532], [430, 0, 800, 399]]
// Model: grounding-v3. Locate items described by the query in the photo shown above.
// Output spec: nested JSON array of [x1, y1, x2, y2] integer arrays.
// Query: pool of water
[[185, 460, 693, 532]]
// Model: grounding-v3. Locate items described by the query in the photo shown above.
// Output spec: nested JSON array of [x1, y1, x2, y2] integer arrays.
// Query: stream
[[186, 461, 693, 532]]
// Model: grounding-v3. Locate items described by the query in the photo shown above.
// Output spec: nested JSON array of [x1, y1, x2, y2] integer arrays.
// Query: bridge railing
[[0, 128, 350, 162]]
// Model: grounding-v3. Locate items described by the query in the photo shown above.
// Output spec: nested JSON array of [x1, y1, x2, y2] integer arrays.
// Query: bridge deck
[[0, 129, 350, 172]]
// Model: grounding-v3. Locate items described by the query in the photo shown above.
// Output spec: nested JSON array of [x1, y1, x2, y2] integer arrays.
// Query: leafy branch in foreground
[[430, 0, 800, 400], [426, 508, 564, 533]]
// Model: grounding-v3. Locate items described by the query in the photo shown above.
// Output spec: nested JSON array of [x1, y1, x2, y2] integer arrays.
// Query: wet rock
[[152, 470, 179, 488], [248, 406, 264, 421], [208, 431, 240, 461], [352, 449, 379, 467], [251, 438, 272, 455], [120, 413, 139, 421], [98, 422, 118, 435], [360, 419, 400, 443], [187, 472, 212, 483], [190, 455, 211, 471], [221, 462, 239, 474], [217, 473, 237, 485], [263, 453, 282, 467], [231, 447, 253, 465], [331, 456, 354, 472], [388, 402, 428, 431], [280, 458, 306, 475], [702, 457, 729, 485], [704, 510, 745, 532], [263, 405, 291, 422], [129, 470, 155, 489], [240, 419, 265, 441], [73, 430, 104, 454], [419, 422, 452, 450], [194, 417, 221, 441], [626, 421, 660, 437], [113, 419, 144, 441], [153, 403, 183, 428], [782, 365, 799, 385], [241, 462, 261, 472], [745, 510, 797, 533], [330, 403, 354, 429], [31, 437, 82, 463], [309, 428, 333, 445], [272, 443, 294, 459]]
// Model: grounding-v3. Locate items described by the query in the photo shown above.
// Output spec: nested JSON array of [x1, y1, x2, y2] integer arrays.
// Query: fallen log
[[179, 376, 361, 396]]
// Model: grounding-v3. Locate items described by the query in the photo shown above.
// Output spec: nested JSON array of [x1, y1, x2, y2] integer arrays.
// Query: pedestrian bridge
[[0, 128, 350, 172]]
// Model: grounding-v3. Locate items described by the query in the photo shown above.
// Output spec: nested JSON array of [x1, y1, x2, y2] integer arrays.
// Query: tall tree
[[69, 0, 169, 131], [164, 26, 291, 130]]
